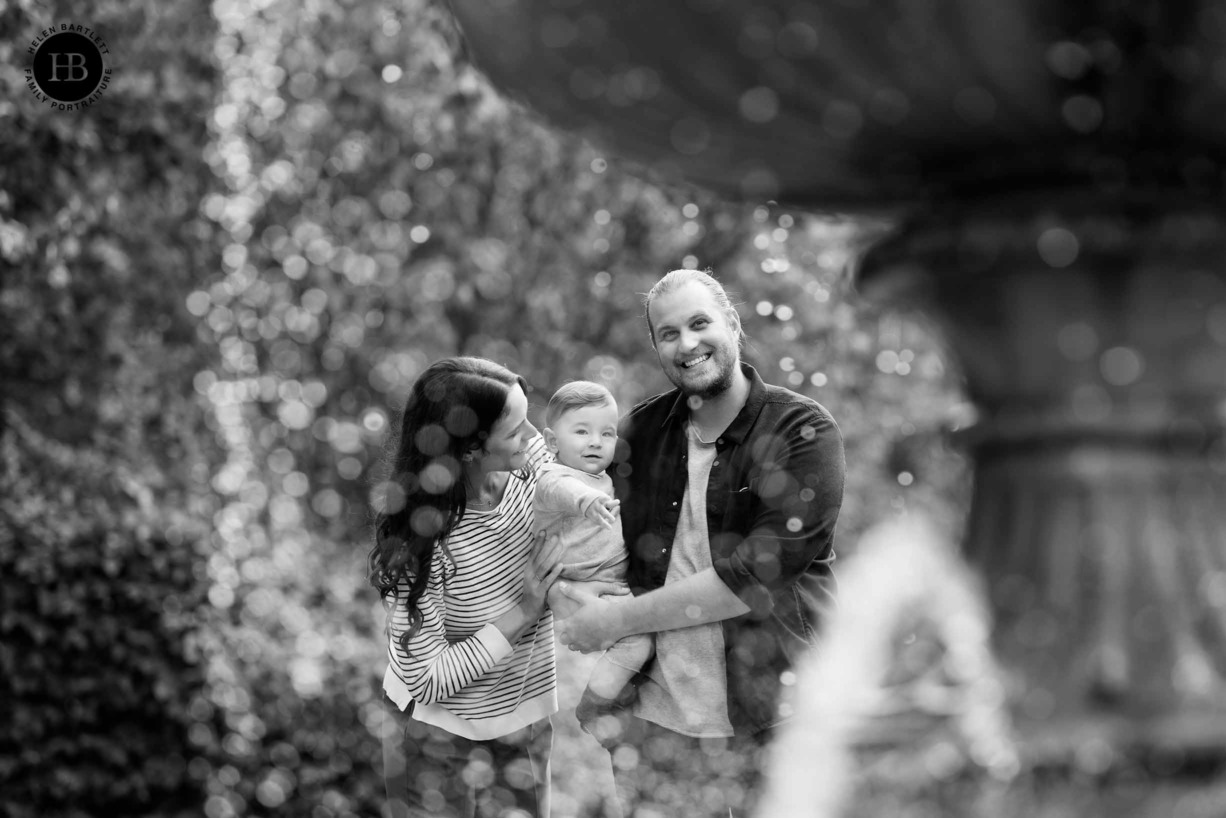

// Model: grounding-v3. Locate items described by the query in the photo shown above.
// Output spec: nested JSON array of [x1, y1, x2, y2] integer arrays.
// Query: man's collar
[[660, 363, 766, 444]]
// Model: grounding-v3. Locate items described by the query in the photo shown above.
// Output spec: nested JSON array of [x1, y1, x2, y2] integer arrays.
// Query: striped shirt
[[382, 437, 557, 740]]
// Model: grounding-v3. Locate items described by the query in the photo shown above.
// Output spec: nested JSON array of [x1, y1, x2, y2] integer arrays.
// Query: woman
[[370, 356, 565, 818]]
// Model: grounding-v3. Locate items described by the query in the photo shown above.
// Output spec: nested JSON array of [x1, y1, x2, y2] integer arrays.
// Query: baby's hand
[[584, 496, 620, 529]]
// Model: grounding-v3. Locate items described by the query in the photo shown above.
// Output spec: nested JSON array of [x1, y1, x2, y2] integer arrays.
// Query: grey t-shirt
[[633, 424, 734, 738]]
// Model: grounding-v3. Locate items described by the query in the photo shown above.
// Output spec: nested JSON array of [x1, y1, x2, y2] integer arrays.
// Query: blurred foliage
[[0, 414, 206, 818], [2, 0, 222, 815], [2, 0, 967, 816]]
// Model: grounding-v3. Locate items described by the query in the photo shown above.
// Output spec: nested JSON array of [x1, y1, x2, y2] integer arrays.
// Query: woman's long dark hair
[[369, 356, 528, 651]]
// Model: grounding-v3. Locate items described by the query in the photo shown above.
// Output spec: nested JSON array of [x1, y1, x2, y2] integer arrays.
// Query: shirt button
[[713, 461, 720, 467], [672, 501, 678, 507]]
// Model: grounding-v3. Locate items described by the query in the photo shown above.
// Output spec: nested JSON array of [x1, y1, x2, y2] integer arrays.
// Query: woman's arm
[[386, 579, 509, 705], [491, 532, 564, 642], [388, 534, 564, 703]]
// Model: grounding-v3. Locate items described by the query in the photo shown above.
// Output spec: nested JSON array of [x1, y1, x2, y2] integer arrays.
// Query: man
[[556, 269, 845, 817]]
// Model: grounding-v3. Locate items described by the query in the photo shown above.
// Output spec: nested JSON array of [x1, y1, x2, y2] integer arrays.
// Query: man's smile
[[680, 353, 711, 369]]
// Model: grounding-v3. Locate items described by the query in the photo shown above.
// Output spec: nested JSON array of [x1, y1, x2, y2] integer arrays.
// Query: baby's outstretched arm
[[583, 496, 620, 529]]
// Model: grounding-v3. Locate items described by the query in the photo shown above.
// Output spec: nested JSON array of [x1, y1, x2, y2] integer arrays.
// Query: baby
[[535, 380, 652, 742]]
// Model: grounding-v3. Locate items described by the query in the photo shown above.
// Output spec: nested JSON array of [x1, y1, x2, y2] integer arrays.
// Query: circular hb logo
[[29, 29, 109, 105]]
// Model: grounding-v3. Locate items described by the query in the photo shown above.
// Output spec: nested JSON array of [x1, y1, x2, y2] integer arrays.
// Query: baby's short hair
[[545, 380, 615, 428]]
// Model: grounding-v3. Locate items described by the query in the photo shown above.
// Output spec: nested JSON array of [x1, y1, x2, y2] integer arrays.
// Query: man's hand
[[547, 578, 630, 620], [554, 581, 624, 652]]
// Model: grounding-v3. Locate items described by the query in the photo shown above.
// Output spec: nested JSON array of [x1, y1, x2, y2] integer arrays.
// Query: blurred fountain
[[755, 515, 1016, 818]]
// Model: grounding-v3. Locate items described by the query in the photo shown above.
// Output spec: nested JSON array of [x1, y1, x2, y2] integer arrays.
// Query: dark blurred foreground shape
[[448, 0, 1226, 813]]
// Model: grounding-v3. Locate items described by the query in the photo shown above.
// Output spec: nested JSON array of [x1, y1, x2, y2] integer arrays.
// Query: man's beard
[[676, 356, 736, 400]]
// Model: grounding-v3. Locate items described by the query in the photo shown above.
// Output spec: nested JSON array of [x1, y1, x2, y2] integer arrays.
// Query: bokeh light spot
[[1100, 346, 1144, 386], [738, 86, 779, 124], [445, 406, 478, 438], [415, 424, 450, 456], [410, 507, 444, 537], [1037, 227, 1079, 267], [420, 458, 458, 494]]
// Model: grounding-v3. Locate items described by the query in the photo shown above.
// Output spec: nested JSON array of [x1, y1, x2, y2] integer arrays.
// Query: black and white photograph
[[5, 1, 1226, 816]]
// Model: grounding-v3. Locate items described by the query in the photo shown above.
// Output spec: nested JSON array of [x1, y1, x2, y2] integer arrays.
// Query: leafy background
[[1, 0, 972, 816]]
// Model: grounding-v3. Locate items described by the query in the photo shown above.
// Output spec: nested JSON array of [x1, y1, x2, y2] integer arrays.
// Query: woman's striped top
[[382, 437, 557, 740]]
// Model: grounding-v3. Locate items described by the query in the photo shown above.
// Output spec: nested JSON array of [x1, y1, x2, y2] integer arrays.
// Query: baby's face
[[548, 402, 619, 476]]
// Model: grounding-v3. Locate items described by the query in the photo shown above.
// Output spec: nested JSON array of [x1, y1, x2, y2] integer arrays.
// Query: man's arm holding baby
[[554, 568, 749, 650], [546, 578, 630, 620]]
